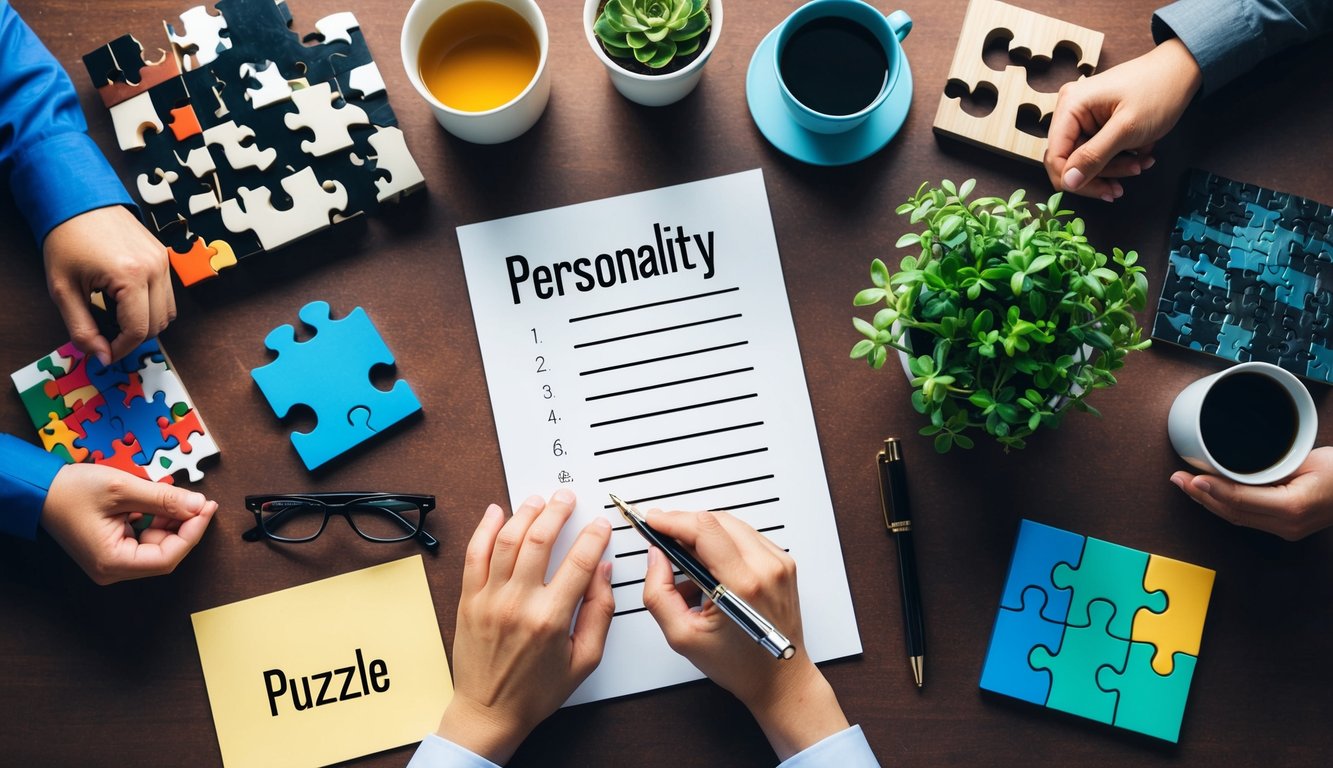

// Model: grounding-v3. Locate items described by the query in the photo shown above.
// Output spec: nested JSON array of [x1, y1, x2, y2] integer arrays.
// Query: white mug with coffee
[[1168, 361, 1317, 485], [401, 0, 551, 144]]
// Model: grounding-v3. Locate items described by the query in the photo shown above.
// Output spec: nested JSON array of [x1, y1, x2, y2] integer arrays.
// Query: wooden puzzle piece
[[933, 0, 1102, 164], [219, 166, 348, 250], [1053, 536, 1166, 639], [312, 12, 359, 45], [367, 126, 426, 204], [40, 412, 88, 463], [1000, 519, 1084, 623], [168, 237, 220, 286], [250, 301, 420, 470], [981, 586, 1065, 705], [1130, 554, 1215, 675], [1030, 600, 1129, 725], [136, 167, 181, 206], [85, 34, 183, 108], [202, 119, 277, 171], [168, 5, 233, 70], [345, 62, 385, 99], [110, 91, 165, 151], [283, 81, 370, 158], [1096, 642, 1197, 742], [144, 428, 219, 483], [238, 60, 295, 109], [168, 104, 203, 140]]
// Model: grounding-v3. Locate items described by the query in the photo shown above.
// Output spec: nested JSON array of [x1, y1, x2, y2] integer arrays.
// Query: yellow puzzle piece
[[1132, 554, 1216, 675], [40, 411, 88, 463]]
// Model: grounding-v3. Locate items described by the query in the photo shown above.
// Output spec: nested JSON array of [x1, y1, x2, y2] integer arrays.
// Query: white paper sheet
[[457, 169, 860, 705]]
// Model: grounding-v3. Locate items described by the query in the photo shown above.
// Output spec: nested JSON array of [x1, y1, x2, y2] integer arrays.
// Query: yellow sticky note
[[192, 556, 452, 768]]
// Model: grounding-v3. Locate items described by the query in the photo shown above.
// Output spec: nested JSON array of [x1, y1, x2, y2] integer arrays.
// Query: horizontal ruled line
[[756, 524, 785, 534], [568, 286, 740, 323], [615, 548, 648, 559], [600, 475, 775, 509], [613, 607, 650, 617], [593, 421, 764, 455], [585, 367, 754, 401], [597, 448, 769, 482], [715, 497, 781, 512], [589, 394, 757, 428], [578, 342, 748, 376], [573, 314, 742, 349]]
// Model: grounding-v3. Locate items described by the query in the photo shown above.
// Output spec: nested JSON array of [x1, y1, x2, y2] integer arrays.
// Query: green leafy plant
[[851, 179, 1151, 452], [593, 0, 710, 70]]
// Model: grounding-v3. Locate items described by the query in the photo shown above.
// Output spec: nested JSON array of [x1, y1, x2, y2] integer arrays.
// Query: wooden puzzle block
[[933, 0, 1103, 164], [980, 520, 1214, 742], [80, 0, 424, 287], [251, 301, 420, 470]]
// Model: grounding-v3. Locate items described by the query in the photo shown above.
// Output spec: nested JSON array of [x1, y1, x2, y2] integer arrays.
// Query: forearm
[[0, 433, 66, 539], [746, 663, 852, 761]]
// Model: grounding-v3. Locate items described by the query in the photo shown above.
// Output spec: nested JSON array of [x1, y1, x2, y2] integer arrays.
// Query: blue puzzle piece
[[1097, 642, 1197, 743], [980, 586, 1066, 705], [104, 389, 177, 462], [251, 301, 421, 470], [1217, 323, 1253, 356], [999, 520, 1085, 624], [84, 338, 164, 394]]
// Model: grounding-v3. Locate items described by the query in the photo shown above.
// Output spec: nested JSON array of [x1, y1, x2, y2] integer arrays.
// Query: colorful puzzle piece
[[10, 339, 219, 485], [980, 520, 1215, 742], [251, 301, 420, 470], [81, 0, 425, 286], [1153, 170, 1333, 383]]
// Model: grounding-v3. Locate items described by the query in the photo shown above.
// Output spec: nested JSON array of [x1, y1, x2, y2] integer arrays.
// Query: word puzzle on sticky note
[[81, 0, 425, 286], [10, 339, 218, 484], [980, 520, 1215, 742]]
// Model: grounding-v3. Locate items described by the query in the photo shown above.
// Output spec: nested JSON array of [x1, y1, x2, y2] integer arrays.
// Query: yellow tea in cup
[[418, 1, 540, 113]]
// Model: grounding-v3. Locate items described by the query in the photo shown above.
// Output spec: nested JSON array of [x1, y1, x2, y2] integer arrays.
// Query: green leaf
[[869, 345, 888, 369], [934, 433, 953, 453], [895, 233, 922, 249], [853, 288, 887, 306], [850, 339, 874, 359], [853, 317, 877, 339], [959, 178, 976, 200], [870, 258, 891, 287], [938, 214, 964, 240], [873, 307, 899, 329]]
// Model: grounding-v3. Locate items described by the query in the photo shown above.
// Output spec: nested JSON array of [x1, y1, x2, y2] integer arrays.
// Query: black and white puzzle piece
[[83, 0, 425, 286], [1153, 170, 1333, 384]]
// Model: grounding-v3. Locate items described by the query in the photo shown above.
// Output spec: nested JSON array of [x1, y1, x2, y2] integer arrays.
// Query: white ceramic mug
[[1167, 361, 1317, 485], [401, 0, 551, 144]]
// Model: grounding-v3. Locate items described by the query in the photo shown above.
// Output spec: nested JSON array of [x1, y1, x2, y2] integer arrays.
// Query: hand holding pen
[[636, 506, 852, 761]]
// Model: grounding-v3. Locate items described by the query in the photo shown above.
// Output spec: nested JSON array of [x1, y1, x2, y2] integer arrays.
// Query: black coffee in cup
[[1198, 371, 1298, 474], [779, 16, 888, 116]]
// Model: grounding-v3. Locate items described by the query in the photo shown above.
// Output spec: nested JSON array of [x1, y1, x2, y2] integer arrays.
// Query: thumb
[[49, 281, 112, 366], [641, 546, 696, 650], [108, 475, 208, 522], [1062, 110, 1138, 192]]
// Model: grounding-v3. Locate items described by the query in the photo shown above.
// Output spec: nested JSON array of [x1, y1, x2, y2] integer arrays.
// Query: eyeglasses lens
[[259, 500, 328, 541], [348, 499, 424, 542]]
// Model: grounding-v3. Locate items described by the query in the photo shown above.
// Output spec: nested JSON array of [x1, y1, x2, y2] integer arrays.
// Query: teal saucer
[[745, 27, 913, 167]]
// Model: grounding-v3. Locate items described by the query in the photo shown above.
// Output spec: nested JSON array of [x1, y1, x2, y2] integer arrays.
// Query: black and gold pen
[[878, 438, 925, 688]]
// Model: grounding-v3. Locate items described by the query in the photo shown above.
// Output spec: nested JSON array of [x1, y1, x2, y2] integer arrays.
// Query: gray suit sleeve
[[1152, 0, 1333, 95]]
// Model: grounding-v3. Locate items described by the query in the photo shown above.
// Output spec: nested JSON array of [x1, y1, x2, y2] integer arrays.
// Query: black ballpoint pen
[[878, 438, 925, 688], [609, 494, 796, 660]]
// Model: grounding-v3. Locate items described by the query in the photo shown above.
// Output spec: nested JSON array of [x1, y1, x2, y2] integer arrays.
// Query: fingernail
[[1194, 478, 1212, 494], [96, 351, 111, 367], [646, 546, 661, 566], [553, 488, 576, 504], [1170, 475, 1185, 489], [184, 492, 206, 513], [1063, 167, 1086, 191], [591, 516, 610, 530], [523, 494, 545, 508], [1111, 181, 1124, 198], [1141, 156, 1156, 170], [484, 503, 503, 522], [1130, 163, 1142, 176], [601, 561, 613, 581], [1101, 193, 1115, 203]]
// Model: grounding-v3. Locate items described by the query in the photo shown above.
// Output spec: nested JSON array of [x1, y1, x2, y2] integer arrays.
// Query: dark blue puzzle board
[[1152, 169, 1333, 383]]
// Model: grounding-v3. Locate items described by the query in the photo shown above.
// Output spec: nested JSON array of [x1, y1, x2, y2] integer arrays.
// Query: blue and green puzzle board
[[980, 520, 1215, 742], [1152, 169, 1333, 383]]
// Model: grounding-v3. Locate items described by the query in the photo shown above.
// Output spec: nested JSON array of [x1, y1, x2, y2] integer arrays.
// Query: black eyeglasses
[[243, 493, 438, 551]]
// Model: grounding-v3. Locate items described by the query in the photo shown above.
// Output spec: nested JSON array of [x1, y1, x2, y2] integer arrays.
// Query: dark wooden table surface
[[2, 1, 1331, 766]]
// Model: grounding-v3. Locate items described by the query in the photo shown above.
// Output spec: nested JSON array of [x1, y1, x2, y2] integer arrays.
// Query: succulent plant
[[594, 0, 711, 70]]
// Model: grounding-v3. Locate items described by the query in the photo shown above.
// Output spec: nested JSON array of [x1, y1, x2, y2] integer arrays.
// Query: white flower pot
[[583, 0, 724, 107]]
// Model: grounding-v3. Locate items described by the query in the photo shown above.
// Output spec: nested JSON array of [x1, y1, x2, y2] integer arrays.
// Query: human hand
[[640, 509, 849, 760], [1045, 38, 1203, 202], [1172, 447, 1333, 541], [42, 205, 176, 365], [436, 491, 614, 764], [40, 463, 217, 585]]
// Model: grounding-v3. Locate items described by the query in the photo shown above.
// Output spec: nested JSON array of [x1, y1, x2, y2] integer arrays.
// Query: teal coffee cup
[[773, 0, 911, 135]]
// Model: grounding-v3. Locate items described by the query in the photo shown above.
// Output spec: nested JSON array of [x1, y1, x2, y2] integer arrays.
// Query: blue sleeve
[[405, 734, 502, 768], [0, 433, 66, 540], [777, 725, 880, 768], [0, 0, 134, 247], [1152, 0, 1333, 95]]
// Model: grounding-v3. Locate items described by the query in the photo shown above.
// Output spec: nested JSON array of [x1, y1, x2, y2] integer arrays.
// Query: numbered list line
[[573, 314, 742, 349], [589, 394, 758, 428], [600, 474, 775, 511], [568, 286, 740, 323], [578, 341, 748, 376], [598, 447, 769, 483], [585, 367, 755, 402], [593, 421, 764, 456]]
